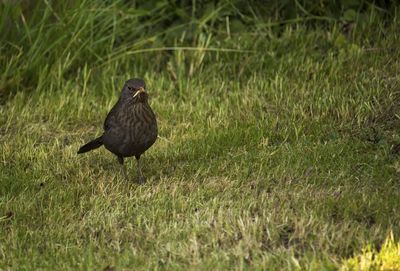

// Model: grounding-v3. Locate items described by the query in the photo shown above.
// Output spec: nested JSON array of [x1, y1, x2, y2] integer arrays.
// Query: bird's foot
[[136, 176, 146, 184]]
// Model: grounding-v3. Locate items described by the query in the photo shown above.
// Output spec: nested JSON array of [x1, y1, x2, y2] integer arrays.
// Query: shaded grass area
[[1, 4, 400, 270]]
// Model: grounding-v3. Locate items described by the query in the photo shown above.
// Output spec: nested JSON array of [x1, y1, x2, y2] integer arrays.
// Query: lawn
[[1, 2, 400, 270]]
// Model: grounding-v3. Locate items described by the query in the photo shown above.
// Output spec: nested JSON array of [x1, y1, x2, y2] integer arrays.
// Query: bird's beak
[[133, 87, 145, 98]]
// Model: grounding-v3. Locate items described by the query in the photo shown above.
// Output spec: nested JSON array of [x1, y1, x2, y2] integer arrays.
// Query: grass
[[342, 232, 400, 270], [1, 1, 400, 270]]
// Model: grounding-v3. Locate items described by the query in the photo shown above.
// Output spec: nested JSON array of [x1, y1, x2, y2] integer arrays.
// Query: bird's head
[[121, 78, 148, 103]]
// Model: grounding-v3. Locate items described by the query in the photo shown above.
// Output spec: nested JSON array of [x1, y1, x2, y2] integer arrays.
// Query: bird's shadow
[[77, 124, 268, 184]]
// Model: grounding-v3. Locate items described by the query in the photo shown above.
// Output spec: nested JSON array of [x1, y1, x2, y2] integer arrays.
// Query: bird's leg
[[118, 156, 129, 181], [136, 155, 145, 184]]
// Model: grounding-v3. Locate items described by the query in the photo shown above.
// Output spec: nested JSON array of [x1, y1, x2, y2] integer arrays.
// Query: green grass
[[1, 2, 400, 270], [342, 233, 400, 270]]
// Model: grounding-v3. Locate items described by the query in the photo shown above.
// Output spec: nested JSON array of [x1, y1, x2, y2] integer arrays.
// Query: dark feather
[[77, 136, 103, 154]]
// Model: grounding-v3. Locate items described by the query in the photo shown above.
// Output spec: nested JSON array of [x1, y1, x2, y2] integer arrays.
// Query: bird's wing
[[104, 102, 120, 131]]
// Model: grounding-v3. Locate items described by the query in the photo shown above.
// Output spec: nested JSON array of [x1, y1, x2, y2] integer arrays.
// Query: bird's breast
[[120, 103, 157, 142]]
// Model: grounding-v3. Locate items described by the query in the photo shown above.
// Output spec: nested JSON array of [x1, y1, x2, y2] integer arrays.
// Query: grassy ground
[[1, 3, 400, 270]]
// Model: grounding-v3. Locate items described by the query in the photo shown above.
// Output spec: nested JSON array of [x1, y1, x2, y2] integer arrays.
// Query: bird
[[77, 78, 158, 183]]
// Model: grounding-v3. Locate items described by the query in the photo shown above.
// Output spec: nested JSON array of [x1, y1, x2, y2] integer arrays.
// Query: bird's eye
[[127, 86, 132, 90]]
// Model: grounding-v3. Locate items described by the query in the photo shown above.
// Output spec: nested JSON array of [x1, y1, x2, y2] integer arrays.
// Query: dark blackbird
[[77, 78, 158, 183]]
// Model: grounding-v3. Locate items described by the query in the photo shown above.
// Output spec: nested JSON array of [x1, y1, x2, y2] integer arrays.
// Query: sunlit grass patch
[[341, 233, 400, 271]]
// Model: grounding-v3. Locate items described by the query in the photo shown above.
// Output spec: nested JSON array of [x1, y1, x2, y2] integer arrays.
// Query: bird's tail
[[77, 136, 103, 154]]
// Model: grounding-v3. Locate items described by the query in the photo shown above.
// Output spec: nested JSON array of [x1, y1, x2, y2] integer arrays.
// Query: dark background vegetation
[[0, 0, 397, 101]]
